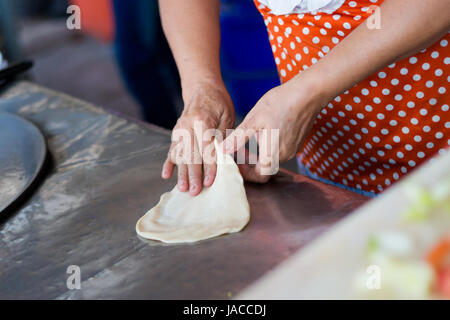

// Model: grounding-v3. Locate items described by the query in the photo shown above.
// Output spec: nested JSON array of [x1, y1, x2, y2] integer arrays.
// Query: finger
[[177, 164, 189, 192], [256, 129, 277, 176], [201, 132, 217, 187], [202, 141, 216, 187], [203, 163, 216, 187], [237, 138, 274, 183], [162, 158, 174, 179], [188, 162, 202, 196], [238, 163, 271, 183], [255, 159, 276, 178], [245, 146, 274, 182], [221, 124, 256, 155], [166, 140, 180, 166], [162, 141, 179, 178], [187, 129, 203, 196]]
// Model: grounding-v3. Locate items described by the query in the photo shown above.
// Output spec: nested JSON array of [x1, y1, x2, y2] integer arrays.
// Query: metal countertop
[[0, 81, 368, 299]]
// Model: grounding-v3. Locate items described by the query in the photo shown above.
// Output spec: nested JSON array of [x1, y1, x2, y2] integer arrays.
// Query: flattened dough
[[136, 140, 250, 243]]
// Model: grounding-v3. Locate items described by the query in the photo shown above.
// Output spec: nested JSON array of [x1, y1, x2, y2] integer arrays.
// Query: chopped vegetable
[[355, 252, 435, 299], [426, 235, 450, 298], [366, 232, 413, 259], [426, 236, 450, 272], [426, 236, 450, 299], [403, 180, 450, 222], [436, 268, 450, 298], [355, 176, 450, 299], [378, 258, 435, 300], [367, 235, 379, 255]]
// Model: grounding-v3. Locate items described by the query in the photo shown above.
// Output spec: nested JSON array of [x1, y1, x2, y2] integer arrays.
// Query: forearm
[[158, 0, 224, 100], [304, 0, 450, 102]]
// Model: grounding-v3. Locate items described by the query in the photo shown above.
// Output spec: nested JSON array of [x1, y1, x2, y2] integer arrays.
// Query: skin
[[160, 0, 450, 192], [159, 0, 234, 196]]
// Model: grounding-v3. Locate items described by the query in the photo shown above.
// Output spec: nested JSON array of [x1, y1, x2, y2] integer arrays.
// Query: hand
[[222, 73, 327, 183], [162, 80, 235, 195]]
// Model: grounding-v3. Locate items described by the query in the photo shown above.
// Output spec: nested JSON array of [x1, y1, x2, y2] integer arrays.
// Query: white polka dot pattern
[[256, 0, 449, 193]]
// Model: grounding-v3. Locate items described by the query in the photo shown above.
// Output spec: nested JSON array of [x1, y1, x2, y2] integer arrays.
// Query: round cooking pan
[[0, 112, 46, 214]]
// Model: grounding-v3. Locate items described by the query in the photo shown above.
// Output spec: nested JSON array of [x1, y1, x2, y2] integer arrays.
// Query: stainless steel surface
[[0, 112, 46, 214], [0, 81, 368, 299]]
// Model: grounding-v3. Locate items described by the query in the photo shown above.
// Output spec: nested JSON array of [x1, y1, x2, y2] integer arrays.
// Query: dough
[[136, 140, 250, 243]]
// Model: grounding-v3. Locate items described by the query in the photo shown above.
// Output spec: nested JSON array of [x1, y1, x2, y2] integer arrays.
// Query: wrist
[[290, 67, 333, 113], [181, 73, 226, 103]]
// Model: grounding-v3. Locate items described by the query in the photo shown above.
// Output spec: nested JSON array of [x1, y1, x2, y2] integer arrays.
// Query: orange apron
[[254, 0, 449, 194]]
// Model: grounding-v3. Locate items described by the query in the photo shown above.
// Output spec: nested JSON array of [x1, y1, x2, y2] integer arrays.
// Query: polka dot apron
[[254, 0, 449, 194]]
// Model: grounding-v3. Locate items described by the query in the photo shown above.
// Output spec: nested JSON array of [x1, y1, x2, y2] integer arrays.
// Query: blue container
[[220, 0, 280, 116]]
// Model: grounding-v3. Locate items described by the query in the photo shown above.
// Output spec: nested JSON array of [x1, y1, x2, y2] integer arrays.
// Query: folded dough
[[136, 140, 250, 243]]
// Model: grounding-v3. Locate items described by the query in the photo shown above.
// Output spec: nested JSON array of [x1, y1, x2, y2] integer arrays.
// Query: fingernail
[[178, 182, 186, 191]]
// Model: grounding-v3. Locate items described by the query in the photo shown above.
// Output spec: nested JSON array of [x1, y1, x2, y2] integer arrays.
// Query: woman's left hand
[[222, 72, 328, 183]]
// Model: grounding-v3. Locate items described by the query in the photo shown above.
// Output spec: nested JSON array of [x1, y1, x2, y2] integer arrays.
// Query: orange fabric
[[255, 0, 449, 194], [71, 0, 114, 42]]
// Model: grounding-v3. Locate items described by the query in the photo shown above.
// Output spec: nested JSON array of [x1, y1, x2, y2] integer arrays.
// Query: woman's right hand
[[161, 80, 235, 196]]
